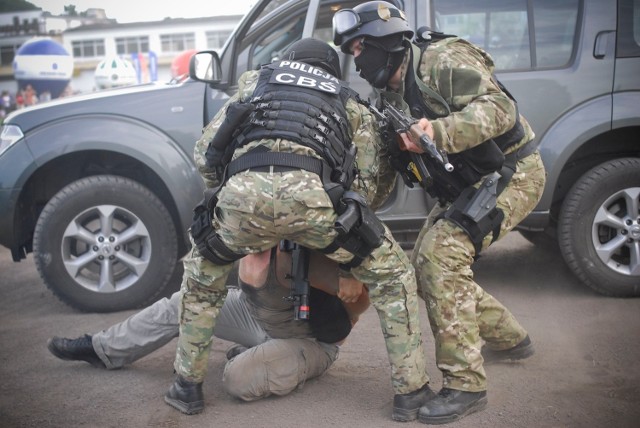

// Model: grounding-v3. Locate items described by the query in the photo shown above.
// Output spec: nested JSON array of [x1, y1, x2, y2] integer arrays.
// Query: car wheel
[[33, 175, 178, 312], [558, 158, 640, 297]]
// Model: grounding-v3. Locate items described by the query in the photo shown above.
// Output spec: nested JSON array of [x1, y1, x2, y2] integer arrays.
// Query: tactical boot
[[47, 335, 106, 368], [418, 388, 487, 425], [164, 375, 204, 415], [482, 335, 534, 363], [392, 383, 436, 422]]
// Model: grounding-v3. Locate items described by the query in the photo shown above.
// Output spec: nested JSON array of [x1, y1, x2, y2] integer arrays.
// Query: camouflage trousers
[[175, 170, 429, 394], [412, 151, 546, 392]]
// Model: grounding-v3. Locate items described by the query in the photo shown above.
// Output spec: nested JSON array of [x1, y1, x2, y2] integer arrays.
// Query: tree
[[0, 0, 39, 13], [63, 5, 78, 16]]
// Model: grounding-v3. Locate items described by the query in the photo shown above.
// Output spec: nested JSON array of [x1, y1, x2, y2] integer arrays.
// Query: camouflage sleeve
[[346, 98, 395, 208], [193, 70, 260, 189], [369, 153, 397, 211], [418, 38, 518, 154]]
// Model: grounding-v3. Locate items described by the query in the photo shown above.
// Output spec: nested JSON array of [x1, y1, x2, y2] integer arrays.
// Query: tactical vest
[[195, 62, 383, 268], [404, 36, 526, 201], [221, 60, 359, 192]]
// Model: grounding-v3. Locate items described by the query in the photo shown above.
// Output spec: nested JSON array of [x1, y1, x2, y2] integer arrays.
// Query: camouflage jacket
[[194, 69, 395, 210], [413, 37, 535, 155]]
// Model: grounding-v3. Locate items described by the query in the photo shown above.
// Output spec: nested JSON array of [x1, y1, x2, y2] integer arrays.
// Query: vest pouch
[[453, 139, 505, 186]]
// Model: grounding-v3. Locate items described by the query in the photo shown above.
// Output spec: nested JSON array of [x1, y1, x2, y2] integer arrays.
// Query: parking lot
[[1, 231, 639, 428]]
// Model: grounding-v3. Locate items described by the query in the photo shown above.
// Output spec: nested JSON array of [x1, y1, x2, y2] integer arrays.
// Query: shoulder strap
[[409, 43, 451, 116]]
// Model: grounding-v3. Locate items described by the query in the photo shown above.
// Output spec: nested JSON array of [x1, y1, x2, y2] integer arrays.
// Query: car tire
[[33, 175, 178, 312], [558, 158, 640, 297]]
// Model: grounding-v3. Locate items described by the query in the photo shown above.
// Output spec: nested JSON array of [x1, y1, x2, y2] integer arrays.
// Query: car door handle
[[594, 31, 614, 59]]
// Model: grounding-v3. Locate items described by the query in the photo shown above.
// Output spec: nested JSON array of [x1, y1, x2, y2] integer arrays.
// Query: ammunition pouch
[[327, 191, 386, 270], [190, 188, 245, 265]]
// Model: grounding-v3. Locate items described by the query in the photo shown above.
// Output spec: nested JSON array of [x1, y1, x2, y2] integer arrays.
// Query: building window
[[71, 39, 106, 58], [206, 30, 232, 50], [160, 33, 195, 52], [617, 0, 640, 57], [115, 36, 149, 55], [0, 43, 20, 66]]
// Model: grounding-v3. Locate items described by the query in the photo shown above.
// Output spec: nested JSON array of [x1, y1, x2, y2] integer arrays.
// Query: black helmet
[[282, 38, 342, 79], [332, 1, 414, 54]]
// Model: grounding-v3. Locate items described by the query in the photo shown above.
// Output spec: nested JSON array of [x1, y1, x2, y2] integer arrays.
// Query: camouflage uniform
[[404, 37, 546, 392], [176, 69, 429, 395]]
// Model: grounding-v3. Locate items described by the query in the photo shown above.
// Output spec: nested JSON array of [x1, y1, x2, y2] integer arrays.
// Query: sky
[[29, 0, 256, 23]]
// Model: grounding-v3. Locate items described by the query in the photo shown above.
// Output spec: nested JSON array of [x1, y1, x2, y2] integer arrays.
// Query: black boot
[[392, 383, 436, 422], [47, 335, 106, 368], [482, 335, 534, 363], [418, 388, 487, 425], [164, 375, 204, 415]]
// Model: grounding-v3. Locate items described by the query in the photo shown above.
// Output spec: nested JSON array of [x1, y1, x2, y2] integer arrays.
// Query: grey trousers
[[92, 289, 339, 400]]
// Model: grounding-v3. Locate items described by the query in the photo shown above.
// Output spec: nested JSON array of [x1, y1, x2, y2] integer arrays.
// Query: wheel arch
[[15, 116, 204, 258], [533, 93, 640, 230]]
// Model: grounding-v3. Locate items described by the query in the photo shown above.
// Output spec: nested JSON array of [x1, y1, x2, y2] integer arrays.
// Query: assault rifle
[[363, 100, 453, 190], [280, 240, 310, 320], [379, 100, 454, 187]]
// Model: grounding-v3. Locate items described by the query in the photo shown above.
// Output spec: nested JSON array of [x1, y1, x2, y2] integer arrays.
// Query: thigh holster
[[324, 191, 386, 270], [439, 184, 504, 258], [190, 189, 245, 265]]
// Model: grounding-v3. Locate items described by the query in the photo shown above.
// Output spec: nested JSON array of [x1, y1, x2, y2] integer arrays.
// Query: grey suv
[[0, 0, 638, 312]]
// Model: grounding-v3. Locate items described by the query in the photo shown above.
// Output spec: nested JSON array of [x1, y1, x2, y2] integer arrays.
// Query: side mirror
[[189, 51, 223, 83]]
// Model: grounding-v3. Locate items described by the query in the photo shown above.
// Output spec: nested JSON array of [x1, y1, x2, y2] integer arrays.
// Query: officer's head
[[283, 38, 342, 80], [332, 1, 413, 88]]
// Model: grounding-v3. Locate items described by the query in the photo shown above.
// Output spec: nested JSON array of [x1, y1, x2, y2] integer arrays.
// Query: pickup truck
[[0, 0, 638, 312]]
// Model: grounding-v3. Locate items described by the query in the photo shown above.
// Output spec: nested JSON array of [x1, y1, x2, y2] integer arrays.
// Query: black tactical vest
[[234, 60, 358, 186]]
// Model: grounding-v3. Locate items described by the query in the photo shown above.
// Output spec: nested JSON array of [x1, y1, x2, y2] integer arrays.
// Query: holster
[[439, 181, 504, 258], [190, 188, 244, 265], [330, 191, 386, 270]]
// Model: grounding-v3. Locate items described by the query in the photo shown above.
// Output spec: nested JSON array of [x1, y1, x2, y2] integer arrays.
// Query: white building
[[0, 9, 241, 96]]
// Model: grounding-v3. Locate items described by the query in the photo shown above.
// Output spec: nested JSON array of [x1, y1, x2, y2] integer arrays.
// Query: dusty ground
[[1, 232, 639, 428]]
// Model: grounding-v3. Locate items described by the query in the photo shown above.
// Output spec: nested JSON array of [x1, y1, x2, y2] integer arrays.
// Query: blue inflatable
[[13, 37, 73, 99]]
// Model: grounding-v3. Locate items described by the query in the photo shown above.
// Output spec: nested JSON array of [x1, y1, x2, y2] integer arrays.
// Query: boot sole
[[418, 396, 488, 425], [164, 395, 204, 415]]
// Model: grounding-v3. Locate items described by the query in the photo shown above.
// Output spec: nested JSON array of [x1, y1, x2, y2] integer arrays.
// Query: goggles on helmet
[[332, 7, 405, 38]]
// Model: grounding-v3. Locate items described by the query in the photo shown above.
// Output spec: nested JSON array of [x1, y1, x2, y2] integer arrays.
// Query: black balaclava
[[354, 35, 406, 88]]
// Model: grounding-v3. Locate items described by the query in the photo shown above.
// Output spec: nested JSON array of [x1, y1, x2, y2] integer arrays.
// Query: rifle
[[364, 98, 453, 192], [381, 99, 454, 179], [280, 240, 310, 320]]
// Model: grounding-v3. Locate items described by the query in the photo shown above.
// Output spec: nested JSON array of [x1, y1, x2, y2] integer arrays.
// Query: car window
[[248, 0, 292, 33], [234, 0, 369, 94], [311, 1, 376, 98], [432, 0, 580, 71], [617, 0, 640, 57]]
